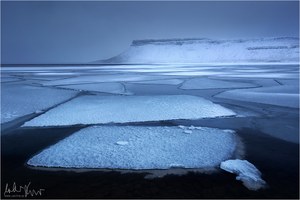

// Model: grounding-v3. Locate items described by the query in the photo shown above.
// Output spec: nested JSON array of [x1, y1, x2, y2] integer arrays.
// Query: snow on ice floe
[[27, 126, 239, 170], [1, 83, 78, 123], [56, 82, 131, 95], [216, 84, 299, 108], [180, 77, 256, 90], [23, 95, 236, 127], [220, 159, 267, 191]]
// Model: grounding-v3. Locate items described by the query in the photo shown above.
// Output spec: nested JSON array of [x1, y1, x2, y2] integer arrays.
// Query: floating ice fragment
[[183, 130, 192, 134], [178, 125, 185, 129], [195, 127, 204, 130], [116, 141, 129, 145], [220, 159, 267, 191], [23, 95, 236, 127], [27, 126, 239, 170], [170, 163, 185, 168], [223, 129, 235, 134], [188, 125, 196, 130]]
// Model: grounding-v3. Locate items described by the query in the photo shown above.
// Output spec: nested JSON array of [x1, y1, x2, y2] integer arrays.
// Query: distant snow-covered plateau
[[94, 37, 299, 64]]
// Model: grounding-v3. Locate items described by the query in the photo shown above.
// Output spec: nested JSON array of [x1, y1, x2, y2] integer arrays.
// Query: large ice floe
[[1, 83, 77, 123], [27, 126, 239, 170], [23, 95, 236, 127], [180, 77, 256, 90], [220, 159, 267, 191]]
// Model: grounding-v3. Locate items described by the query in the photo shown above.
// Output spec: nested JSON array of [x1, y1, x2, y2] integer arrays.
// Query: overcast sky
[[1, 1, 299, 64]]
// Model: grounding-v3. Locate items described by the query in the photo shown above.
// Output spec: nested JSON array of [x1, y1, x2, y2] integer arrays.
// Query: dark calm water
[[1, 126, 298, 198]]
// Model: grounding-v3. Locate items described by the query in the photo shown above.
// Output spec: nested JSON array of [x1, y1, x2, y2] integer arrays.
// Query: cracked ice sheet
[[1, 83, 78, 123], [216, 84, 299, 108], [56, 82, 132, 95], [180, 77, 256, 90], [42, 74, 172, 86], [27, 126, 238, 170], [23, 95, 236, 127]]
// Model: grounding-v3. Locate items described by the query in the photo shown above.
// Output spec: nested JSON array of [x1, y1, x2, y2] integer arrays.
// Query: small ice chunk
[[35, 110, 43, 114], [220, 159, 267, 191], [116, 141, 129, 145], [183, 130, 192, 134], [170, 163, 185, 168], [188, 125, 196, 130], [223, 129, 235, 134], [178, 125, 185, 129]]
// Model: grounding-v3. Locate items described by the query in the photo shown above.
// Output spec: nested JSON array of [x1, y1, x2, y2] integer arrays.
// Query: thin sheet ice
[[56, 82, 131, 95], [42, 74, 171, 86], [1, 83, 78, 123], [216, 84, 299, 108], [180, 77, 256, 90]]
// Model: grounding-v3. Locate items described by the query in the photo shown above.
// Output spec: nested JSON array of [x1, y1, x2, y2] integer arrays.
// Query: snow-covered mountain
[[94, 37, 299, 64]]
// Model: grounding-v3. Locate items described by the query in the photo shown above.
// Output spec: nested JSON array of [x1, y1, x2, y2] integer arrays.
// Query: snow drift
[[95, 37, 299, 64]]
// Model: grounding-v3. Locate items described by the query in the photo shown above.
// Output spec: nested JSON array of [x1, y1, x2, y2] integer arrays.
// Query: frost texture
[[27, 126, 238, 169], [23, 95, 236, 127]]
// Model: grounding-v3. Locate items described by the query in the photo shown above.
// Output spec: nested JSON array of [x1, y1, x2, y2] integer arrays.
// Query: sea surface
[[1, 64, 299, 198]]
